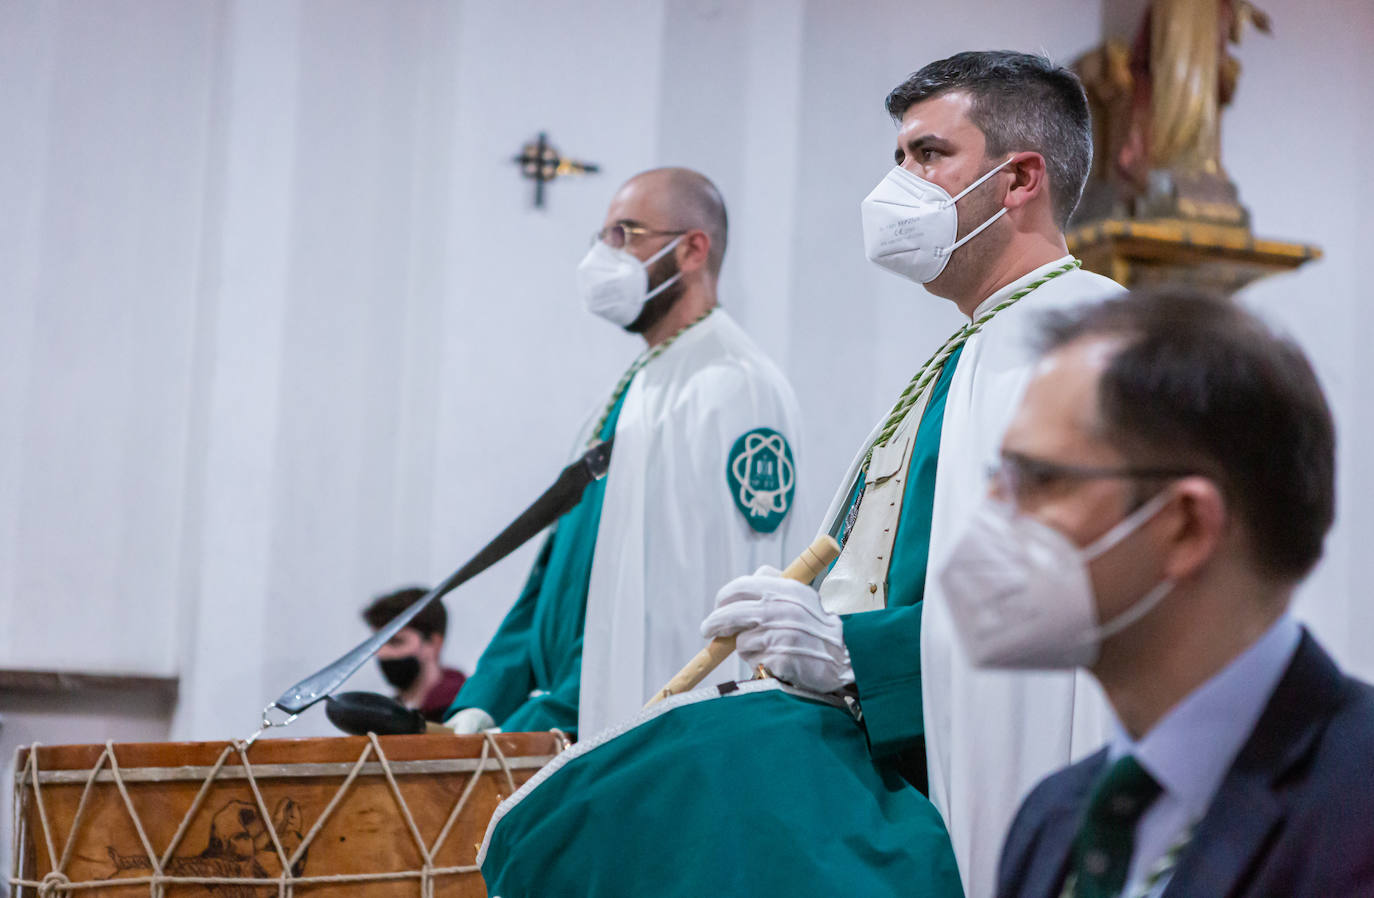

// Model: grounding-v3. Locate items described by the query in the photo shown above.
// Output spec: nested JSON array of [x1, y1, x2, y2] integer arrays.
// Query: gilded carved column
[[1067, 0, 1317, 293]]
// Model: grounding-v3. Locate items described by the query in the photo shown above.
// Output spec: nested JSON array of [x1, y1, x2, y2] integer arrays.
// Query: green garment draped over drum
[[447, 385, 631, 737], [479, 683, 965, 898], [841, 344, 963, 758]]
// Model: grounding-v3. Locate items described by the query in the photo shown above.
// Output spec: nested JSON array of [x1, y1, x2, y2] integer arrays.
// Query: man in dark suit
[[935, 287, 1374, 898]]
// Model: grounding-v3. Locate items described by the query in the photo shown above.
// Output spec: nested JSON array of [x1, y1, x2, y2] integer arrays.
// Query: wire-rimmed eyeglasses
[[988, 451, 1199, 507], [592, 222, 688, 249]]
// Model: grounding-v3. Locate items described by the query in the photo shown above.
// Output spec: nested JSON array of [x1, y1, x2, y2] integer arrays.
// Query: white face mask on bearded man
[[576, 235, 684, 327], [859, 157, 1013, 285]]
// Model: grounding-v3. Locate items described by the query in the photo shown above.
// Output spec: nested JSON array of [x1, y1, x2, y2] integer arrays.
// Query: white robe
[[578, 309, 805, 738], [812, 257, 1124, 898], [924, 257, 1125, 898]]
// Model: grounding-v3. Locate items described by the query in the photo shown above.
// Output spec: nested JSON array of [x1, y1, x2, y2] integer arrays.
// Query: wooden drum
[[11, 731, 563, 897]]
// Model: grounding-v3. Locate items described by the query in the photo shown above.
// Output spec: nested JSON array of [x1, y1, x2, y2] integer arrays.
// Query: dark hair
[[362, 586, 447, 640], [1038, 288, 1336, 581], [885, 50, 1091, 230]]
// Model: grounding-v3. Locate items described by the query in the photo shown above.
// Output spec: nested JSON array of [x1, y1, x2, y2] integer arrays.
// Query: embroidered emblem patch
[[726, 428, 796, 533]]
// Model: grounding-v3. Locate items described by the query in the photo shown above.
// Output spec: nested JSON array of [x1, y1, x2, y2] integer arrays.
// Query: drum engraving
[[103, 797, 308, 895]]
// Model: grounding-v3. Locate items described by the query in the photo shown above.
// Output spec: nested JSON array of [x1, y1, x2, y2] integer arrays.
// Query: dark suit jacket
[[997, 631, 1374, 898]]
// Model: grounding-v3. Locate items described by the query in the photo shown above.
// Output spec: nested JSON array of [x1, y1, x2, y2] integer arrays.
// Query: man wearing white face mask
[[448, 167, 803, 740], [981, 289, 1374, 898], [702, 51, 1122, 897]]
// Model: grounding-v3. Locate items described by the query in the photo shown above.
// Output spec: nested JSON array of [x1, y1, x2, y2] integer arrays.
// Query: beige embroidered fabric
[[11, 731, 563, 897]]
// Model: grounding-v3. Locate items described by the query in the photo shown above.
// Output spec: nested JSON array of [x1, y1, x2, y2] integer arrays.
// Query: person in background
[[363, 587, 466, 723], [702, 51, 1120, 897], [447, 167, 803, 740]]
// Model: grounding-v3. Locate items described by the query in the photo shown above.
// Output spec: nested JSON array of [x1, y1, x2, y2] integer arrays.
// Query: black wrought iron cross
[[512, 132, 600, 208]]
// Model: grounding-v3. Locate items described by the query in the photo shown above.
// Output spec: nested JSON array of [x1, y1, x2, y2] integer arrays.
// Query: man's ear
[[1002, 151, 1049, 213], [676, 229, 712, 274], [1161, 477, 1227, 582]]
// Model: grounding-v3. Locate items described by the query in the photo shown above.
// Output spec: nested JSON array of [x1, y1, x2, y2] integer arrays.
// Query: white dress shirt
[[1108, 614, 1303, 896]]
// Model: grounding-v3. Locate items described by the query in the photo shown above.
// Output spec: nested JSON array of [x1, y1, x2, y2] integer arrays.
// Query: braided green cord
[[866, 259, 1082, 459], [586, 309, 715, 446]]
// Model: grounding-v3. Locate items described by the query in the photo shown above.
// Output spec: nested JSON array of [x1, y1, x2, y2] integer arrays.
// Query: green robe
[[840, 345, 963, 759], [448, 386, 629, 737], [477, 356, 969, 898], [480, 684, 964, 898]]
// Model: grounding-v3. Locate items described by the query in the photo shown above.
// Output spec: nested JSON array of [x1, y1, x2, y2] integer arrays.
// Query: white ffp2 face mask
[[860, 157, 1013, 284], [938, 488, 1177, 670], [576, 235, 684, 327]]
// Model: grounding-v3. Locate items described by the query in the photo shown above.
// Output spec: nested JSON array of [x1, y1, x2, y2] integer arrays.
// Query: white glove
[[447, 707, 496, 735], [700, 565, 855, 694]]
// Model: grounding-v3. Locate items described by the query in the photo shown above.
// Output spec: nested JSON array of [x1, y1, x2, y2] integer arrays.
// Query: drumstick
[[645, 534, 841, 707]]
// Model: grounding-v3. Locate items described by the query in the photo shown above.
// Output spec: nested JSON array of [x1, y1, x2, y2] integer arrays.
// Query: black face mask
[[379, 655, 422, 691]]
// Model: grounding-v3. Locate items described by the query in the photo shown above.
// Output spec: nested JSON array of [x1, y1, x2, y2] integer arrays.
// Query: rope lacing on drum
[[10, 732, 532, 896]]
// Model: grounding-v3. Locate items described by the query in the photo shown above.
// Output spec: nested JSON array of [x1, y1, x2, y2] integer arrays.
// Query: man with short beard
[[448, 168, 804, 740], [702, 52, 1123, 897]]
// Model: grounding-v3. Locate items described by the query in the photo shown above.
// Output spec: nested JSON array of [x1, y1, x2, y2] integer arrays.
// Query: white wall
[[1223, 0, 1374, 681], [1, 0, 1370, 759], [0, 0, 219, 678]]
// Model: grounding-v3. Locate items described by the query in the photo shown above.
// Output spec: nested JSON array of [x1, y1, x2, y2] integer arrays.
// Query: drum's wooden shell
[[13, 733, 559, 897]]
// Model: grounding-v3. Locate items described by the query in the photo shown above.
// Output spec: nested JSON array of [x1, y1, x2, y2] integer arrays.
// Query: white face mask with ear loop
[[576, 234, 684, 327], [938, 486, 1179, 670], [860, 156, 1015, 284]]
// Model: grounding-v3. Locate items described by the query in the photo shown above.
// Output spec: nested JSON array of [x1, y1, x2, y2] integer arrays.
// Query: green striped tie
[[1064, 755, 1163, 898]]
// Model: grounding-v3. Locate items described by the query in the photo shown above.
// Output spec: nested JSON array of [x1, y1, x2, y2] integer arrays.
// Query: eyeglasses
[[592, 222, 688, 249], [988, 451, 1198, 507]]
